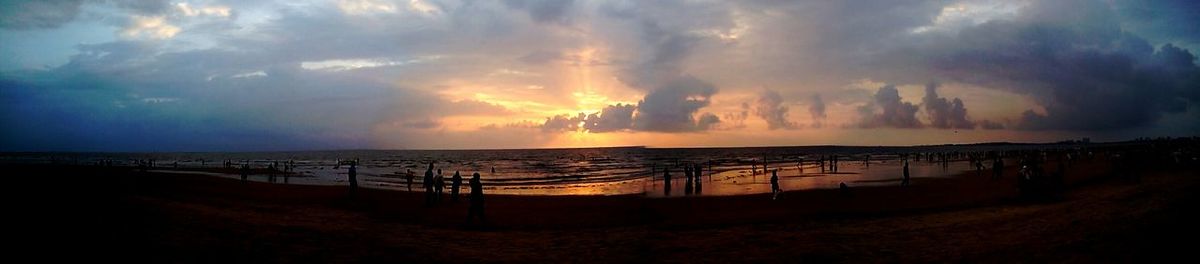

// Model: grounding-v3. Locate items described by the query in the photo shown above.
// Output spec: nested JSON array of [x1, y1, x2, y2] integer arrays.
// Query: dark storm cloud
[[1112, 0, 1200, 50], [532, 0, 733, 134], [583, 103, 636, 132], [808, 94, 826, 128], [856, 85, 922, 129], [922, 82, 975, 129], [632, 76, 719, 132], [540, 113, 583, 132], [540, 104, 638, 133], [869, 0, 1200, 131], [754, 89, 795, 130], [604, 0, 734, 91], [537, 76, 720, 133], [617, 29, 702, 91], [0, 0, 83, 29]]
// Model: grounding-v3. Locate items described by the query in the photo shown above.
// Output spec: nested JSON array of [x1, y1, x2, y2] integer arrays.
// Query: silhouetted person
[[694, 163, 703, 194], [975, 158, 985, 177], [663, 168, 672, 196], [684, 164, 694, 195], [901, 160, 911, 186], [434, 169, 445, 203], [467, 172, 485, 225], [763, 157, 768, 174], [451, 171, 463, 202], [240, 163, 249, 182], [348, 163, 358, 195], [832, 155, 839, 173], [283, 162, 290, 184], [424, 163, 435, 205], [770, 169, 781, 200], [268, 162, 277, 183], [992, 156, 1004, 180], [491, 166, 496, 174], [405, 169, 415, 191]]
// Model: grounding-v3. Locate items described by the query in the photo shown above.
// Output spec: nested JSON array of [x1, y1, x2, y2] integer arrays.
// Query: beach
[[13, 149, 1199, 263]]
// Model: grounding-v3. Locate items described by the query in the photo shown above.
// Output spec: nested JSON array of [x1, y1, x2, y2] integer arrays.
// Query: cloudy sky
[[1, 0, 1198, 151]]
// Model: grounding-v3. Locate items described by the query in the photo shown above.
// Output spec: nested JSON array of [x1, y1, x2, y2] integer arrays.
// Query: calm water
[[1, 145, 1063, 196]]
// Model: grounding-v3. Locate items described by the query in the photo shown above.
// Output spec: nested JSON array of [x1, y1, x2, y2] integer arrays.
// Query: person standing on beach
[[684, 164, 694, 195], [763, 157, 769, 175], [434, 169, 445, 203], [992, 156, 1004, 180], [901, 160, 911, 186], [694, 163, 703, 194], [240, 163, 249, 182], [663, 167, 672, 196], [833, 155, 839, 173], [467, 172, 485, 225], [268, 162, 277, 183], [348, 163, 358, 195], [770, 169, 781, 200], [424, 163, 435, 205], [405, 169, 415, 191], [798, 157, 804, 173], [451, 171, 463, 202]]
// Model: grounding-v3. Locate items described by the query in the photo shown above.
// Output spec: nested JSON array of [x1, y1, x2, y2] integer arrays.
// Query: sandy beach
[[13, 154, 1199, 263]]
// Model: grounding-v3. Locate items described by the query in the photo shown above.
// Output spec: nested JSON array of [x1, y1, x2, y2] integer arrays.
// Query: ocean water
[[1, 145, 1064, 196]]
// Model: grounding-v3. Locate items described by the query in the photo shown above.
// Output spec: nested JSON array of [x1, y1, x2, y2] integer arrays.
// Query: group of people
[[661, 163, 706, 196], [416, 162, 485, 224], [337, 161, 486, 224], [266, 161, 294, 183]]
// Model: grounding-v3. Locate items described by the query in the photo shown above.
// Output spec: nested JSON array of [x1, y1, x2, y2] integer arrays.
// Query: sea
[[0, 144, 1076, 196]]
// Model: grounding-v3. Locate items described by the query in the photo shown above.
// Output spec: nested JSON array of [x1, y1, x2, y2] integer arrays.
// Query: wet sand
[[13, 156, 1199, 262]]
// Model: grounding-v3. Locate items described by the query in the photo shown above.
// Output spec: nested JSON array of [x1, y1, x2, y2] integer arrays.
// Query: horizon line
[[4, 137, 1188, 154]]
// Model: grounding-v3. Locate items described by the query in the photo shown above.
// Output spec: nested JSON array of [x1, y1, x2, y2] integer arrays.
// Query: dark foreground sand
[[12, 156, 1200, 263]]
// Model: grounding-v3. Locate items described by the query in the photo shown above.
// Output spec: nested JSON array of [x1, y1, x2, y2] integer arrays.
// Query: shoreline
[[14, 153, 1199, 262]]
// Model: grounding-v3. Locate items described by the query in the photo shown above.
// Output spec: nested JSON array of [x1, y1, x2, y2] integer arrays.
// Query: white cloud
[[175, 3, 231, 17], [120, 15, 180, 39], [299, 56, 439, 71], [231, 70, 267, 79], [910, 1, 1028, 34], [337, 0, 397, 15]]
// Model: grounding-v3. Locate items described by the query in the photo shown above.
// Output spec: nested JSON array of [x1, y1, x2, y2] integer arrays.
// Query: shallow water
[[1, 145, 1050, 196]]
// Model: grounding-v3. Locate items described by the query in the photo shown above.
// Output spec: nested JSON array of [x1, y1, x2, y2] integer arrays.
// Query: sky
[[1, 0, 1198, 152]]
